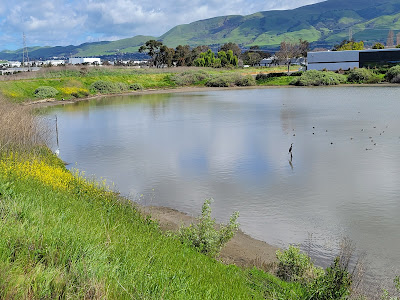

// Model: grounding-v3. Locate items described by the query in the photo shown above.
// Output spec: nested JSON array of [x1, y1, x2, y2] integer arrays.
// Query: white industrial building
[[68, 57, 101, 65], [307, 48, 400, 71], [44, 60, 65, 66], [8, 61, 22, 67]]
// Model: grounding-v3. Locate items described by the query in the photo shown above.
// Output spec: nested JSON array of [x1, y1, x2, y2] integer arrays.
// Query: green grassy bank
[[1, 65, 399, 104], [0, 66, 299, 103], [0, 147, 310, 299]]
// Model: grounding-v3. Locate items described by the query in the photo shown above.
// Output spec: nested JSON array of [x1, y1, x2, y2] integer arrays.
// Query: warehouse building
[[307, 48, 400, 71], [68, 57, 101, 65]]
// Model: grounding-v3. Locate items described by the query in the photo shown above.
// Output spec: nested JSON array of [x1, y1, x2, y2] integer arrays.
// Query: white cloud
[[0, 0, 324, 50]]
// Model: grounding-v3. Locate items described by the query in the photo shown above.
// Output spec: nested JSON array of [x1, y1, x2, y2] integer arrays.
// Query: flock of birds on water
[[287, 119, 391, 169]]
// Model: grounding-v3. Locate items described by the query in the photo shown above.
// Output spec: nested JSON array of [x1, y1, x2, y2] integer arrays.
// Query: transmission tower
[[387, 30, 394, 48], [348, 27, 353, 41], [22, 32, 30, 70]]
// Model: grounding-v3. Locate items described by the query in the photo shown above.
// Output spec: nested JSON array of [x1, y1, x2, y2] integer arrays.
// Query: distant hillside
[[0, 35, 155, 61], [160, 0, 400, 49], [2, 0, 400, 60]]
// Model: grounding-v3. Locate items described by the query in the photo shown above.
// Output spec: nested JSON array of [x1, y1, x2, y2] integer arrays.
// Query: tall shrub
[[177, 199, 239, 258], [276, 245, 323, 282], [34, 86, 59, 98], [309, 257, 352, 299], [347, 68, 379, 83], [385, 65, 400, 83], [290, 70, 346, 86]]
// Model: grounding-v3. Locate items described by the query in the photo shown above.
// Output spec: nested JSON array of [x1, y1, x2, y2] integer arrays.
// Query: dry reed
[[0, 96, 51, 154]]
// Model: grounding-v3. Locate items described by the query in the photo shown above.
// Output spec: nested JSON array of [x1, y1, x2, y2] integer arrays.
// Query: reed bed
[[0, 96, 51, 154]]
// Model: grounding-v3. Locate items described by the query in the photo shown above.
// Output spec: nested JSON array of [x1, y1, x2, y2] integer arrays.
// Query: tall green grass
[[0, 150, 264, 299], [0, 66, 302, 103], [0, 67, 175, 102]]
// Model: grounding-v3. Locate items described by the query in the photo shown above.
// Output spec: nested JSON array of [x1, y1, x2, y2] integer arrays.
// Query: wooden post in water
[[55, 115, 59, 156]]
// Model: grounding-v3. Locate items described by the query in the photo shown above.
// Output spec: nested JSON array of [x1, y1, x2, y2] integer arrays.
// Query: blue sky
[[0, 0, 324, 51]]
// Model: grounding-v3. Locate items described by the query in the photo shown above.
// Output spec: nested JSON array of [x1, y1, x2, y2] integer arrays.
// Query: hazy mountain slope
[[160, 0, 400, 48], [2, 0, 400, 60], [0, 35, 155, 60]]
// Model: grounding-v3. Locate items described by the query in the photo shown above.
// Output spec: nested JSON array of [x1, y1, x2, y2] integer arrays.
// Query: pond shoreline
[[139, 205, 279, 269], [24, 85, 293, 107], [32, 82, 400, 280], [30, 84, 283, 270], [24, 82, 397, 108]]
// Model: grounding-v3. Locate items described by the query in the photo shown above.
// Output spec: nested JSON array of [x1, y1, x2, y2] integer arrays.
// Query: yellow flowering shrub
[[59, 87, 88, 95], [0, 152, 113, 199]]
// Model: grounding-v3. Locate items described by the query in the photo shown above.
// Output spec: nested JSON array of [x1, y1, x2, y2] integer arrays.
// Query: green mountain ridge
[[0, 35, 154, 61], [2, 0, 400, 60], [160, 0, 400, 48]]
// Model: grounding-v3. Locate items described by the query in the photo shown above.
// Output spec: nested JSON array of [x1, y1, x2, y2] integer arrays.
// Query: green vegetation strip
[[0, 148, 308, 299], [0, 66, 299, 103], [4, 65, 398, 104]]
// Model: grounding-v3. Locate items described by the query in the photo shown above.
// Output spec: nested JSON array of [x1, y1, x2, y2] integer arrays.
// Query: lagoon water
[[47, 86, 400, 290]]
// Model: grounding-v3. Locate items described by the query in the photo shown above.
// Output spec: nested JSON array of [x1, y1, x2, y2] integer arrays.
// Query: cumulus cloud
[[0, 0, 324, 50]]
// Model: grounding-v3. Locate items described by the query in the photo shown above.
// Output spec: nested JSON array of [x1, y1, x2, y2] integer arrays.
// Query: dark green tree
[[242, 52, 261, 66], [139, 40, 165, 67], [159, 46, 175, 67], [226, 50, 238, 66], [194, 49, 216, 67], [174, 45, 192, 66], [191, 45, 210, 65], [298, 39, 310, 57], [218, 51, 228, 66], [219, 42, 242, 57]]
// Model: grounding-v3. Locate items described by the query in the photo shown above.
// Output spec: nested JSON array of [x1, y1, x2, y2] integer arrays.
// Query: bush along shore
[[1, 72, 400, 298], [2, 65, 399, 104]]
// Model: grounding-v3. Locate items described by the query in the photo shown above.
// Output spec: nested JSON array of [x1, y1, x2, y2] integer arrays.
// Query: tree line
[[139, 40, 272, 68]]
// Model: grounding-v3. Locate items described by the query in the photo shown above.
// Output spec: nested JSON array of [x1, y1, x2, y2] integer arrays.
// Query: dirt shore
[[139, 205, 279, 269]]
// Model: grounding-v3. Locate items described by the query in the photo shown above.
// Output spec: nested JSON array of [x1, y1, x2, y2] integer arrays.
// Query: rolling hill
[[0, 35, 155, 61], [2, 0, 400, 60], [160, 0, 400, 49]]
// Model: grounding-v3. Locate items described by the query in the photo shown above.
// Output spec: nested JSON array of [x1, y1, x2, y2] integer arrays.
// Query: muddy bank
[[139, 205, 279, 269]]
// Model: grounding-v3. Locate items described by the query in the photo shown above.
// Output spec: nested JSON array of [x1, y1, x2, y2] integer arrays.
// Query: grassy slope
[[0, 149, 307, 299], [0, 68, 174, 102], [75, 36, 155, 57], [0, 36, 155, 61], [0, 66, 299, 103], [159, 0, 400, 48]]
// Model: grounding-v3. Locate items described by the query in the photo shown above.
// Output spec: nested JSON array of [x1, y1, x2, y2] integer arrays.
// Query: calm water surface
[[47, 87, 400, 288]]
